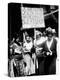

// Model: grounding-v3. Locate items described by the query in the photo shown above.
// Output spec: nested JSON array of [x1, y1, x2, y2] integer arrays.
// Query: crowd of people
[[8, 27, 58, 77]]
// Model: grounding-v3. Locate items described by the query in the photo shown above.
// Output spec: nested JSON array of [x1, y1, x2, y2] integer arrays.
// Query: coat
[[38, 38, 57, 58]]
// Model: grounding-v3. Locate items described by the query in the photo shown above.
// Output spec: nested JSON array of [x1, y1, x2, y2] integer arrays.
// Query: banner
[[21, 6, 45, 29]]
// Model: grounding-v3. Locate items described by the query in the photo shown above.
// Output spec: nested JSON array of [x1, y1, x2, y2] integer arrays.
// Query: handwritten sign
[[21, 7, 45, 29]]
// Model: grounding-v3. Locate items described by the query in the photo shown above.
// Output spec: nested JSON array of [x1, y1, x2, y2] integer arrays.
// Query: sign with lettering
[[21, 7, 45, 29]]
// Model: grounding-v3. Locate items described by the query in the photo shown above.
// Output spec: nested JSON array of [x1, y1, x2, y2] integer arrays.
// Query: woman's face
[[26, 36, 31, 42], [36, 34, 41, 40], [48, 34, 53, 41]]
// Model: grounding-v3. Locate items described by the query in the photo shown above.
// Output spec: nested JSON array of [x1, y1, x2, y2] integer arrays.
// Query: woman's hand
[[46, 51, 52, 56]]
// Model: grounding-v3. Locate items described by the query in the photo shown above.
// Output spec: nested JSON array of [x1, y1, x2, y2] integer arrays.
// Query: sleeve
[[37, 41, 45, 48]]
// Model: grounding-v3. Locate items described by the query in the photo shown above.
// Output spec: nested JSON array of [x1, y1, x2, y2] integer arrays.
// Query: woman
[[37, 27, 57, 75], [23, 35, 35, 75]]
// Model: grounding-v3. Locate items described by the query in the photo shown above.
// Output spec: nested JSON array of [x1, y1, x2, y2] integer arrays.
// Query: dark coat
[[38, 38, 57, 74], [38, 38, 57, 57]]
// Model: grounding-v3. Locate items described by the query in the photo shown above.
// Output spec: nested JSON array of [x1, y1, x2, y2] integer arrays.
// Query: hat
[[36, 30, 42, 36], [46, 27, 52, 32], [46, 27, 53, 36]]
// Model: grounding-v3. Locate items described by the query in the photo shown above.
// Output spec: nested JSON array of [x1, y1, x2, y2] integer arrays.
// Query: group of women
[[8, 27, 58, 77]]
